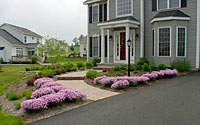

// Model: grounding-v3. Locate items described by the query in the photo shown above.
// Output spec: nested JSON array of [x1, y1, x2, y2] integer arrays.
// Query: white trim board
[[150, 17, 190, 24], [196, 0, 200, 68], [98, 20, 140, 27]]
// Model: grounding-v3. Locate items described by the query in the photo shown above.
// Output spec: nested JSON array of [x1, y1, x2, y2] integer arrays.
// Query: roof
[[0, 29, 39, 47], [152, 10, 190, 19], [0, 47, 5, 50], [83, 0, 102, 5], [3, 23, 42, 38], [108, 16, 139, 22]]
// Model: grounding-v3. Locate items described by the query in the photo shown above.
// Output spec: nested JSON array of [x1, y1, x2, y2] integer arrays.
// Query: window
[[24, 36, 27, 43], [158, 27, 171, 56], [93, 5, 99, 23], [93, 37, 99, 57], [158, 0, 180, 10], [152, 29, 155, 56], [16, 48, 23, 56], [32, 37, 34, 40], [37, 38, 39, 43], [177, 27, 186, 57], [117, 0, 132, 17]]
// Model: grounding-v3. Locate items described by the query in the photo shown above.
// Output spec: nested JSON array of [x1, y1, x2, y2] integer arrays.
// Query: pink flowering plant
[[34, 77, 54, 88], [31, 88, 55, 99], [111, 80, 129, 89]]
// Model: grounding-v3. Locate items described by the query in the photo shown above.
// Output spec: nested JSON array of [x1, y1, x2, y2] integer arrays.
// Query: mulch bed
[[84, 70, 193, 93]]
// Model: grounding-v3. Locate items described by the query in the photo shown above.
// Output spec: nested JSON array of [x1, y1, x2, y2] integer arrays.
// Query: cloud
[[0, 0, 87, 45]]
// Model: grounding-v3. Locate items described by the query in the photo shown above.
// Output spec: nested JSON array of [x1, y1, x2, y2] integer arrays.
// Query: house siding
[[144, 0, 197, 68], [0, 37, 12, 62]]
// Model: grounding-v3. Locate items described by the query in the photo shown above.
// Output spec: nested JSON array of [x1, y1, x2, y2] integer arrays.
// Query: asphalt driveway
[[29, 71, 200, 125]]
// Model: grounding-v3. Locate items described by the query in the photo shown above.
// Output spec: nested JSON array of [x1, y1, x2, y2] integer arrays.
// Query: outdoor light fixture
[[109, 35, 113, 41], [127, 39, 132, 77]]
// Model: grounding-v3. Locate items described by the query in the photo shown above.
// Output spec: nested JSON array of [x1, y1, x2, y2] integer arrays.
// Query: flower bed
[[93, 69, 178, 90], [20, 78, 87, 113]]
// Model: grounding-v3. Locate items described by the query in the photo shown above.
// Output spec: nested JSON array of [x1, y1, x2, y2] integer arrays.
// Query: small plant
[[120, 64, 127, 70], [170, 60, 190, 72], [137, 57, 149, 66], [14, 101, 22, 110], [0, 65, 2, 72], [142, 63, 150, 71], [31, 56, 38, 64], [92, 58, 101, 66], [9, 59, 13, 64], [71, 67, 77, 71], [27, 60, 32, 64], [77, 62, 85, 68], [129, 81, 138, 87], [130, 65, 135, 71], [106, 72, 116, 77], [86, 62, 92, 69], [86, 70, 97, 79], [22, 90, 32, 99], [157, 64, 167, 70], [0, 58, 3, 64], [80, 67, 85, 71], [18, 60, 22, 64], [150, 65, 158, 71], [135, 65, 142, 70], [113, 65, 121, 71], [96, 73, 104, 77], [6, 91, 23, 100]]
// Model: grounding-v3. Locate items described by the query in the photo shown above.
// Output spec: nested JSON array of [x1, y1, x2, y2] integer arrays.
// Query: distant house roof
[[0, 47, 5, 50], [0, 29, 39, 47], [152, 10, 190, 19], [80, 36, 87, 44], [2, 23, 42, 38]]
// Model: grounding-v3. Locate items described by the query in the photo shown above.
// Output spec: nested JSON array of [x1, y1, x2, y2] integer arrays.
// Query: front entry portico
[[98, 17, 139, 64]]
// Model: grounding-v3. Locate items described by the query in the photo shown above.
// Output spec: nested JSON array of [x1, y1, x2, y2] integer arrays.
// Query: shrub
[[0, 58, 3, 64], [86, 62, 92, 67], [130, 65, 135, 71], [86, 70, 97, 79], [111, 80, 129, 89], [170, 60, 190, 72], [71, 67, 77, 71], [92, 58, 101, 66], [25, 68, 30, 71], [137, 57, 149, 66], [150, 65, 158, 71], [18, 60, 22, 64], [113, 65, 121, 71], [9, 59, 13, 64], [77, 62, 85, 68], [22, 90, 32, 99], [129, 81, 138, 87], [142, 63, 150, 71], [27, 60, 32, 64], [135, 65, 142, 70], [120, 64, 127, 70], [80, 67, 85, 70], [38, 69, 54, 76], [96, 73, 104, 77], [31, 56, 38, 64], [6, 91, 22, 100], [157, 64, 167, 70], [106, 72, 116, 77], [14, 101, 22, 110]]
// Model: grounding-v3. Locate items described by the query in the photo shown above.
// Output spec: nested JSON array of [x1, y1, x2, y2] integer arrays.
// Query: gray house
[[0, 23, 42, 62], [84, 0, 200, 69]]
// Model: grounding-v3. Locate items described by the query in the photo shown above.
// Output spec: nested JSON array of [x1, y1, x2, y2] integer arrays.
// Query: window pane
[[158, 0, 168, 9], [177, 28, 186, 56], [117, 0, 132, 16], [93, 6, 98, 22], [170, 0, 179, 8], [159, 28, 170, 56], [152, 30, 155, 56], [93, 37, 99, 56]]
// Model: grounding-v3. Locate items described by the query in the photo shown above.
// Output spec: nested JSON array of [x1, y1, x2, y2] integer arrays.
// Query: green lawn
[[47, 56, 87, 64], [0, 65, 34, 96], [0, 112, 24, 125]]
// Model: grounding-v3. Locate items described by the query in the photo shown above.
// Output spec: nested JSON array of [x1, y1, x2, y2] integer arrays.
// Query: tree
[[73, 37, 79, 46], [78, 34, 84, 42], [36, 37, 67, 64]]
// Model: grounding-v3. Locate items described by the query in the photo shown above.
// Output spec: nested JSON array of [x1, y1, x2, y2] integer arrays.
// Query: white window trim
[[92, 34, 100, 57], [157, 0, 181, 10], [176, 26, 187, 57], [116, 0, 134, 18], [92, 4, 99, 23], [157, 26, 172, 57], [152, 28, 156, 57]]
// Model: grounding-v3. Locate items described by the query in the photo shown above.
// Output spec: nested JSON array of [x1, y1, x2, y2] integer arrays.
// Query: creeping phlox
[[20, 78, 87, 112], [93, 69, 178, 89]]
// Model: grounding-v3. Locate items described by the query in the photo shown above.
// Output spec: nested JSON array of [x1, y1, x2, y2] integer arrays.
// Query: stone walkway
[[56, 70, 119, 101]]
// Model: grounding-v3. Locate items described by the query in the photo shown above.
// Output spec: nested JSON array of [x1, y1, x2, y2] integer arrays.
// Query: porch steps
[[92, 65, 113, 71]]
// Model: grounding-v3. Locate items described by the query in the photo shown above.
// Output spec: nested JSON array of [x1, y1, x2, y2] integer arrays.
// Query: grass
[[46, 56, 87, 64], [0, 112, 24, 125], [0, 65, 34, 96], [6, 91, 23, 100]]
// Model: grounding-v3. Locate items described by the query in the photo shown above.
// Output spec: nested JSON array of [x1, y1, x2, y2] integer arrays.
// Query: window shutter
[[89, 7, 92, 23], [99, 36, 101, 57], [105, 36, 107, 57], [181, 0, 187, 8], [90, 37, 93, 57], [152, 0, 157, 11], [99, 5, 103, 22], [104, 4, 107, 21]]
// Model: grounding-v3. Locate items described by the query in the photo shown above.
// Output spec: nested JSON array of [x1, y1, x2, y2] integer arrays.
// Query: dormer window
[[116, 0, 133, 17], [93, 5, 99, 23], [158, 0, 180, 10], [24, 36, 27, 43]]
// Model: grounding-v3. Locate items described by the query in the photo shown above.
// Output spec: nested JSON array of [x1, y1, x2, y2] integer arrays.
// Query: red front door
[[120, 32, 126, 60]]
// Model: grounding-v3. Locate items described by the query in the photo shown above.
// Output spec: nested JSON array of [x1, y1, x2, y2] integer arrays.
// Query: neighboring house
[[0, 23, 42, 62], [84, 0, 200, 69], [80, 36, 87, 57]]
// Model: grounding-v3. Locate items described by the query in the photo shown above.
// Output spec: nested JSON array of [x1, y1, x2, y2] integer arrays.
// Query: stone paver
[[58, 80, 119, 101]]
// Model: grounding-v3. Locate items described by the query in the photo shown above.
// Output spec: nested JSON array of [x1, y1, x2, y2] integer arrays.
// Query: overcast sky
[[0, 0, 87, 45]]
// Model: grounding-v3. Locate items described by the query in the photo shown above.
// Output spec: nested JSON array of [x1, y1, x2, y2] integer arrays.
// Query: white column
[[101, 28, 105, 63], [140, 0, 144, 57], [107, 30, 110, 63], [196, 0, 200, 69], [126, 26, 130, 64], [87, 6, 89, 62]]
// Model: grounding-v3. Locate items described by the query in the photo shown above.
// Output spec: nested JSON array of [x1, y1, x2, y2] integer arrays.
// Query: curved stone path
[[56, 70, 119, 101]]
